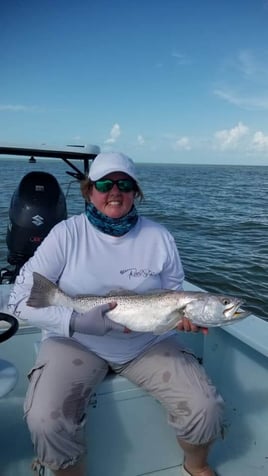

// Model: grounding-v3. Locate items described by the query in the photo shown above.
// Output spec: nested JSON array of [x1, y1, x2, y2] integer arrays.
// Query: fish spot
[[50, 410, 61, 420], [72, 358, 84, 366], [162, 371, 171, 383]]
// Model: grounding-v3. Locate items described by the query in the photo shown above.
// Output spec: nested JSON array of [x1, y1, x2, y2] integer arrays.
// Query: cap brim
[[89, 167, 137, 182]]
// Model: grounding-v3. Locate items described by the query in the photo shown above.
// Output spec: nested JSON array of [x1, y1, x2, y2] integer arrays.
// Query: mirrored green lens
[[94, 180, 114, 192], [94, 179, 135, 193], [117, 179, 135, 192]]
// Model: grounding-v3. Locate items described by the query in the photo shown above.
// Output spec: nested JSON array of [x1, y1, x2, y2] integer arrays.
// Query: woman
[[8, 152, 223, 476]]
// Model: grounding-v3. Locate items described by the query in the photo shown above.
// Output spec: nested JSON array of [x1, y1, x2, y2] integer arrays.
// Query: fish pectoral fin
[[153, 310, 184, 335]]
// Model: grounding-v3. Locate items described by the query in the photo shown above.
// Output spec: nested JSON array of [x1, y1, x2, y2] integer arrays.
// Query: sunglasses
[[93, 178, 136, 193]]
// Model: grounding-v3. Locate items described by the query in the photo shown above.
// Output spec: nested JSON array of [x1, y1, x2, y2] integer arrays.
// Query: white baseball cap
[[88, 152, 138, 182]]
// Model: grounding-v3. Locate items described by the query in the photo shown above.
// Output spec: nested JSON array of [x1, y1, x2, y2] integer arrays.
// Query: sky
[[1, 0, 268, 165]]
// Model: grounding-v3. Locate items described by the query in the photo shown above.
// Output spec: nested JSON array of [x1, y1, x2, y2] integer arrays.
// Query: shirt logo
[[120, 268, 157, 279]]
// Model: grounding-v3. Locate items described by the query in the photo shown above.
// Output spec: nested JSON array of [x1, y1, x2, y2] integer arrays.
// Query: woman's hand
[[176, 316, 208, 335]]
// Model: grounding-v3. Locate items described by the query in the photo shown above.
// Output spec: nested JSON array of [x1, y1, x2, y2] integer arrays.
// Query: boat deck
[[0, 281, 268, 475], [0, 324, 268, 476]]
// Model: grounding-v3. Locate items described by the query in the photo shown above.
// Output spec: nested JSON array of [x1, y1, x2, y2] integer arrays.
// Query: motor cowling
[[6, 171, 67, 268]]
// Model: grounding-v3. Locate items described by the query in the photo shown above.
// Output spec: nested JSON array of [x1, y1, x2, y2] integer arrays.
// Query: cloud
[[252, 131, 268, 151], [104, 123, 121, 144], [236, 49, 268, 80], [173, 136, 191, 150], [0, 104, 37, 111], [171, 51, 191, 65], [214, 89, 268, 111], [214, 49, 268, 110], [155, 51, 191, 69], [236, 50, 258, 77], [214, 122, 249, 150], [137, 134, 145, 145]]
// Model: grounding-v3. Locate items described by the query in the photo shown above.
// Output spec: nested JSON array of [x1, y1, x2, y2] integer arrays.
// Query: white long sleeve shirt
[[8, 214, 185, 364]]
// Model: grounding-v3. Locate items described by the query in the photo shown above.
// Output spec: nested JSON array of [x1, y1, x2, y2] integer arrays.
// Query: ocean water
[[0, 158, 267, 320]]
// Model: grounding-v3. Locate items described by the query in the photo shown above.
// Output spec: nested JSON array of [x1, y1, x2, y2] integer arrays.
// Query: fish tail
[[27, 272, 59, 308]]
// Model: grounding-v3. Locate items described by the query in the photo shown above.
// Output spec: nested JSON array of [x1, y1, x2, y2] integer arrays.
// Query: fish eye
[[221, 297, 230, 306]]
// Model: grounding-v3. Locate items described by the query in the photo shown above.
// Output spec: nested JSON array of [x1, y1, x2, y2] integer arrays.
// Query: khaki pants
[[25, 336, 224, 471]]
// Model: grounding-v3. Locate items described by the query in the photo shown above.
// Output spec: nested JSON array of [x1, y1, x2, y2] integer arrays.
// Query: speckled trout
[[27, 272, 250, 334]]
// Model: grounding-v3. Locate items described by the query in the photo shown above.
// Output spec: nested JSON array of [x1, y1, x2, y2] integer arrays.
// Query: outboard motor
[[5, 171, 67, 281]]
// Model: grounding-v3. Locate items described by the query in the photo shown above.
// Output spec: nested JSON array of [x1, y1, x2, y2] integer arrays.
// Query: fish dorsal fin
[[75, 289, 139, 298], [106, 288, 139, 297], [75, 293, 96, 299], [76, 288, 176, 299], [106, 288, 174, 297], [141, 288, 175, 296]]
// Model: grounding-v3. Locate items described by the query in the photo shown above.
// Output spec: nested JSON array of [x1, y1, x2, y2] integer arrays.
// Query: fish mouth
[[224, 301, 250, 320], [233, 308, 251, 318]]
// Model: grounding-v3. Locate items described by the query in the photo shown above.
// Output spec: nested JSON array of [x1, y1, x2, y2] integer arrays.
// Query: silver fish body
[[27, 272, 250, 334]]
